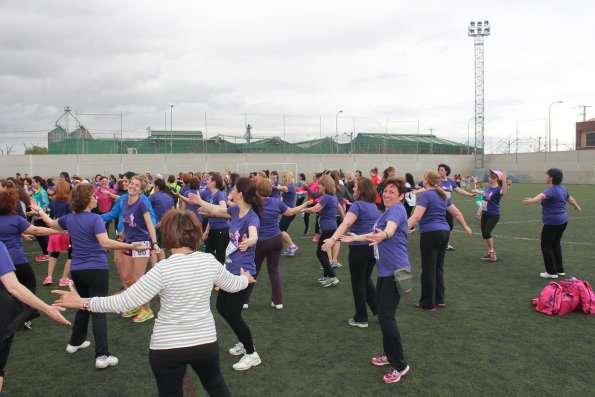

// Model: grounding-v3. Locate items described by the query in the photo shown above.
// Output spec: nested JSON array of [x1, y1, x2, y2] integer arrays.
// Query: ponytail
[[425, 171, 448, 200]]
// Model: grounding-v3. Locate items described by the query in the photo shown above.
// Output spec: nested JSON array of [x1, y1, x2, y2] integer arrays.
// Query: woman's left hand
[[463, 225, 473, 235], [365, 228, 386, 246], [238, 234, 250, 252], [52, 284, 83, 310]]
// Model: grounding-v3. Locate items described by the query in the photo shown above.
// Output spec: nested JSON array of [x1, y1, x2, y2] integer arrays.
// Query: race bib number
[[481, 201, 488, 212], [132, 241, 151, 258], [373, 244, 379, 260]]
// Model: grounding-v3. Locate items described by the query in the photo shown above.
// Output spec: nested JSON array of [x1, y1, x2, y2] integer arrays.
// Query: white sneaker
[[540, 272, 558, 279], [317, 277, 328, 283], [557, 272, 566, 276], [271, 302, 283, 310], [66, 341, 91, 354], [95, 355, 119, 369], [321, 277, 339, 288], [229, 342, 246, 356], [233, 352, 261, 371], [242, 304, 249, 309]]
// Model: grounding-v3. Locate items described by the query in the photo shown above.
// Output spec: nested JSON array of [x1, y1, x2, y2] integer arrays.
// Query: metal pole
[[335, 110, 342, 155], [120, 111, 123, 174], [548, 100, 562, 152], [170, 105, 174, 154]]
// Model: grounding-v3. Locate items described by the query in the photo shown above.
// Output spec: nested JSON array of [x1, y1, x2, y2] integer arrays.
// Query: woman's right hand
[[320, 237, 336, 252], [44, 305, 71, 326], [240, 267, 256, 283], [339, 232, 357, 243]]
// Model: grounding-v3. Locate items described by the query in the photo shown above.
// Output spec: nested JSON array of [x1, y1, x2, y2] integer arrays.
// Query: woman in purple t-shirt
[[203, 173, 230, 265], [303, 175, 344, 288], [522, 168, 581, 279], [33, 184, 145, 369], [322, 177, 379, 327], [120, 175, 160, 323], [340, 178, 411, 384], [479, 169, 508, 262], [189, 177, 263, 371], [408, 171, 472, 311]]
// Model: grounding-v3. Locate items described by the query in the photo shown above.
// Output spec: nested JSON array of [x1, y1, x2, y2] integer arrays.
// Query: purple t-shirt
[[226, 206, 260, 275], [482, 185, 503, 216], [318, 194, 339, 231], [439, 179, 457, 199], [122, 198, 151, 242], [199, 181, 208, 193], [208, 191, 230, 230], [271, 180, 281, 199], [259, 198, 288, 240], [347, 201, 379, 246], [0, 241, 16, 288], [375, 204, 410, 277], [58, 212, 108, 271], [49, 200, 71, 219], [417, 189, 452, 233], [149, 192, 174, 223], [0, 214, 31, 265], [282, 184, 296, 208], [541, 185, 570, 225]]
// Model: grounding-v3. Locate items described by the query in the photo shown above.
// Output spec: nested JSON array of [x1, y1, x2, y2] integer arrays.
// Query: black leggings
[[348, 245, 377, 322], [480, 214, 500, 239], [216, 289, 254, 354], [50, 247, 72, 259], [541, 223, 568, 275], [205, 228, 230, 265], [34, 218, 49, 255], [149, 342, 230, 397], [316, 229, 336, 278]]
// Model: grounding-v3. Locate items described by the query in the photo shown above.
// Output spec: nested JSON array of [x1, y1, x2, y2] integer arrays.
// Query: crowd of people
[[0, 165, 582, 394]]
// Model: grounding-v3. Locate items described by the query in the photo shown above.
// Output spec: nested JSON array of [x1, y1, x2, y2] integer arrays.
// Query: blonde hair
[[280, 170, 294, 185], [425, 171, 448, 200], [318, 175, 336, 195], [130, 175, 148, 191]]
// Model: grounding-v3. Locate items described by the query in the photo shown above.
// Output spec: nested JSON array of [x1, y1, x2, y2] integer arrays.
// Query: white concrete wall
[[2, 151, 594, 184]]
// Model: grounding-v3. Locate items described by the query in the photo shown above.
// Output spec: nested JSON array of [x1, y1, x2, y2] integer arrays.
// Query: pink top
[[95, 187, 115, 214]]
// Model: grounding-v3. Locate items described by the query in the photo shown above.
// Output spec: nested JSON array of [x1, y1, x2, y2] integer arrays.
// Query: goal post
[[236, 162, 298, 178]]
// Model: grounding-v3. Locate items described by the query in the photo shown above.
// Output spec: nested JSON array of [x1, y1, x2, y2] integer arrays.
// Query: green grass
[[4, 184, 595, 396]]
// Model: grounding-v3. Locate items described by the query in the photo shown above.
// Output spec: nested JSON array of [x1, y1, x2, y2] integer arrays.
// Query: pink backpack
[[532, 279, 595, 316]]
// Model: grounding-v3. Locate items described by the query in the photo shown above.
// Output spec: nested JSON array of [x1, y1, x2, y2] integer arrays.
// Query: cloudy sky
[[0, 0, 593, 154]]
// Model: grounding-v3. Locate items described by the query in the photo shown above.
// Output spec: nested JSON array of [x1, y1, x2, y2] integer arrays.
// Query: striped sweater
[[92, 251, 248, 350]]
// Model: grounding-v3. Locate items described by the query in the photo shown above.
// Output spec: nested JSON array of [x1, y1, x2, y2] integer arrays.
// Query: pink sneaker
[[58, 278, 73, 287], [371, 355, 389, 366], [383, 365, 410, 384], [312, 234, 319, 243], [35, 254, 50, 262], [43, 276, 53, 285]]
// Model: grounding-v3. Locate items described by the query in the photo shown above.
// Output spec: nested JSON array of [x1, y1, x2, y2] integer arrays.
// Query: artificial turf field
[[4, 183, 594, 397]]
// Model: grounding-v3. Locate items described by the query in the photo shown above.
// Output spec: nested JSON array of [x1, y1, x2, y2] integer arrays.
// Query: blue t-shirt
[[374, 204, 410, 277], [439, 179, 457, 199], [271, 180, 281, 199], [318, 194, 339, 231], [0, 214, 31, 265], [541, 185, 570, 225], [260, 198, 288, 240], [208, 191, 230, 230], [58, 212, 108, 271], [226, 206, 260, 275], [122, 199, 151, 242], [282, 184, 296, 208], [149, 192, 174, 223], [482, 185, 503, 216], [0, 241, 16, 288], [49, 200, 71, 219], [416, 189, 452, 233], [347, 201, 379, 246]]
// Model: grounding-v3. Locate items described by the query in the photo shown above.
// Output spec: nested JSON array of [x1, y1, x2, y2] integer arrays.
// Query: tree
[[23, 145, 49, 155]]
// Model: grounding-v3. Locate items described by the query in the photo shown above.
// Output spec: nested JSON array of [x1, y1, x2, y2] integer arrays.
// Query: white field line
[[497, 215, 595, 225], [451, 230, 595, 246]]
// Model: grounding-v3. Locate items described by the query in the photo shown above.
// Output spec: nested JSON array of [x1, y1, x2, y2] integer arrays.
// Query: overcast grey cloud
[[0, 0, 593, 153]]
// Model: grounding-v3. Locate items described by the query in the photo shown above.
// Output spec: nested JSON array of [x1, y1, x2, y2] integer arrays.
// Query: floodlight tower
[[468, 20, 490, 169]]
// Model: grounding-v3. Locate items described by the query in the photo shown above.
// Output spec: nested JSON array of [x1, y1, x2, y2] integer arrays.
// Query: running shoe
[[539, 272, 558, 279], [271, 302, 284, 310], [321, 277, 339, 287], [35, 254, 50, 262], [348, 318, 368, 328], [132, 309, 154, 323], [280, 250, 289, 256], [371, 354, 389, 366], [229, 342, 246, 356], [413, 303, 436, 312], [58, 278, 73, 287], [43, 276, 53, 286], [286, 245, 299, 256], [95, 355, 119, 369], [383, 365, 410, 384], [317, 277, 328, 283], [312, 234, 319, 243], [446, 245, 455, 251], [233, 352, 261, 371], [66, 341, 91, 353], [480, 252, 492, 260], [121, 307, 142, 318]]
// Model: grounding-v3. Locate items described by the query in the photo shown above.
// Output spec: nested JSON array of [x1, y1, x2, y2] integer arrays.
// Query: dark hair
[[47, 178, 55, 187], [299, 173, 306, 181], [0, 190, 18, 215], [547, 168, 563, 185], [355, 177, 377, 203], [60, 171, 70, 181], [383, 177, 407, 200], [123, 171, 136, 180], [382, 166, 395, 180], [270, 170, 278, 177], [33, 176, 47, 191], [236, 177, 262, 216], [116, 179, 127, 194], [330, 170, 341, 189], [189, 177, 200, 190], [229, 172, 240, 188], [210, 173, 225, 190], [70, 184, 95, 212], [438, 164, 451, 176], [153, 178, 176, 200], [167, 174, 176, 184], [160, 209, 202, 250], [405, 173, 415, 186], [370, 167, 378, 175], [355, 170, 362, 177]]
